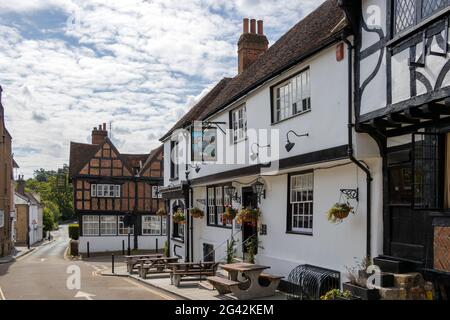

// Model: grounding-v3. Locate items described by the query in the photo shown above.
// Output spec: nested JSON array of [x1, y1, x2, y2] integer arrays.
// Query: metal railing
[[203, 229, 242, 262]]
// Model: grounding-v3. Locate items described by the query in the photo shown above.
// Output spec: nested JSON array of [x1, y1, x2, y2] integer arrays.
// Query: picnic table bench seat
[[168, 262, 219, 287], [207, 276, 240, 295]]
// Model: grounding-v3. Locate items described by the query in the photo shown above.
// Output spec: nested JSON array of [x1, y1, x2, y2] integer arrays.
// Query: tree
[[26, 166, 75, 222]]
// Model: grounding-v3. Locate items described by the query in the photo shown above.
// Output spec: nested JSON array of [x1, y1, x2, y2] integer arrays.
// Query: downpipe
[[343, 37, 373, 258]]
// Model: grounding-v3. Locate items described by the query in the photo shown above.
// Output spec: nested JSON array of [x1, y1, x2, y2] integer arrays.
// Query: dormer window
[[272, 68, 311, 123]]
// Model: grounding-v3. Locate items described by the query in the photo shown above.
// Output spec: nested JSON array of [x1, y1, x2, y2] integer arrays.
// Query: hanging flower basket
[[173, 210, 186, 224], [236, 208, 261, 226], [327, 203, 354, 223], [223, 206, 237, 221], [156, 208, 167, 216], [189, 207, 204, 219]]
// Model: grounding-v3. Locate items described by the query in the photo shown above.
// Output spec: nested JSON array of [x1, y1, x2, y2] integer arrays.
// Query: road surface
[[0, 224, 176, 300]]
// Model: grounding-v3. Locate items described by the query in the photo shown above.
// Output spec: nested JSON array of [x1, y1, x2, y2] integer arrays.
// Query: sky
[[0, 0, 325, 178]]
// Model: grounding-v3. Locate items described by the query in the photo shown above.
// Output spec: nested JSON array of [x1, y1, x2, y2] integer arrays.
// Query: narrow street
[[0, 224, 176, 300]]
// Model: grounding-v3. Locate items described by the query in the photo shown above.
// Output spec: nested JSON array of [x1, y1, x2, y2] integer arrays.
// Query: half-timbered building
[[69, 124, 165, 253], [340, 0, 450, 294]]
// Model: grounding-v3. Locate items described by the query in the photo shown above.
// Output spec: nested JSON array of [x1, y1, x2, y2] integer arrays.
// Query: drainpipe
[[342, 37, 373, 258]]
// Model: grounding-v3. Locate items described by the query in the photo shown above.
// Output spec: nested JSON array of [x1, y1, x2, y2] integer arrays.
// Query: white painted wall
[[79, 235, 166, 253]]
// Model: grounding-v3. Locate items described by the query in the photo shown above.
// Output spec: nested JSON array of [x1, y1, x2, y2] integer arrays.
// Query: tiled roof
[[69, 142, 99, 177], [160, 0, 349, 141]]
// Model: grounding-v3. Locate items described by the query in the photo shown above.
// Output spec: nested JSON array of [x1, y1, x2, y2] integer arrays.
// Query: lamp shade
[[252, 180, 265, 196]]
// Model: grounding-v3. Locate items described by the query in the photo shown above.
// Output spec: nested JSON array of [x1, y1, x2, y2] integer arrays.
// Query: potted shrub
[[236, 207, 261, 227], [173, 210, 186, 224], [156, 208, 167, 216], [189, 207, 204, 219], [320, 289, 359, 300], [343, 257, 380, 300], [327, 203, 354, 223]]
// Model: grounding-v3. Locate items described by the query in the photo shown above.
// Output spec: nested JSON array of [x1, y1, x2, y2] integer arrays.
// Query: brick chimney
[[16, 175, 25, 196], [238, 18, 269, 75], [92, 123, 108, 145]]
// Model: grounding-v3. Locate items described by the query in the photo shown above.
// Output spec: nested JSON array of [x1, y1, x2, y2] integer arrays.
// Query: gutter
[[342, 37, 373, 258]]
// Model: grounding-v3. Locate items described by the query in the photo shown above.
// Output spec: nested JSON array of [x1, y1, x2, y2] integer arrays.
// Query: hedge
[[68, 224, 79, 240]]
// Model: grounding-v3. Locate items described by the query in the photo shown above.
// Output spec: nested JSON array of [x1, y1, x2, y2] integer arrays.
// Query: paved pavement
[[0, 224, 178, 300]]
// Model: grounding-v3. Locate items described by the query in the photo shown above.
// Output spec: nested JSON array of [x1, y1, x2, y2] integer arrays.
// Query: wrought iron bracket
[[340, 188, 359, 202]]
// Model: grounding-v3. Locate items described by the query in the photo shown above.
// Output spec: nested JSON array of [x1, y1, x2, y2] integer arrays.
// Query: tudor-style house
[[0, 86, 14, 258], [160, 0, 385, 280], [69, 124, 165, 253], [340, 0, 450, 295]]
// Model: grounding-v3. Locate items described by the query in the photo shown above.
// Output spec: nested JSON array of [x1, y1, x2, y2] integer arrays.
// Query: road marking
[[74, 291, 96, 300], [122, 277, 175, 300], [0, 286, 6, 300]]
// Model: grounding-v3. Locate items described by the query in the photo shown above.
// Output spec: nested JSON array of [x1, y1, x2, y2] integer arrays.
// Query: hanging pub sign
[[192, 126, 217, 162]]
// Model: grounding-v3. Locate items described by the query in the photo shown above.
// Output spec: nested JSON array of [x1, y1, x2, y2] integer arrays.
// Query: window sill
[[286, 230, 313, 237], [207, 224, 232, 230], [387, 7, 450, 48], [169, 177, 179, 182], [271, 110, 311, 126]]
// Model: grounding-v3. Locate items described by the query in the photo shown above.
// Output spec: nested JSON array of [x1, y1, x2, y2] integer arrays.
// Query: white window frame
[[207, 187, 216, 225], [273, 68, 311, 123], [162, 218, 167, 236], [118, 215, 133, 235], [152, 186, 162, 199], [0, 210, 4, 228], [142, 215, 162, 235], [231, 104, 247, 143], [216, 187, 224, 226], [289, 173, 314, 233], [100, 215, 118, 236], [82, 215, 99, 236], [91, 184, 121, 198]]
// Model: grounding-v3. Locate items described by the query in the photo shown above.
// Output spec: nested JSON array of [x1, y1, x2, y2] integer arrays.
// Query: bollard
[[122, 240, 125, 255], [112, 254, 115, 274], [87, 241, 90, 258], [156, 238, 159, 253], [127, 233, 131, 256]]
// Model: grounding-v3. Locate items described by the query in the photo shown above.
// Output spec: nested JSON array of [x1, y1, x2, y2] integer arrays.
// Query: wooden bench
[[126, 254, 163, 273], [137, 257, 179, 279], [168, 262, 219, 287], [207, 276, 240, 295]]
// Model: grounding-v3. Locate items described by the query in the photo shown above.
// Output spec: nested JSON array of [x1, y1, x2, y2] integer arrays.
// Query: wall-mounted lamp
[[252, 179, 266, 203], [250, 143, 271, 161], [225, 186, 242, 204], [285, 130, 309, 152]]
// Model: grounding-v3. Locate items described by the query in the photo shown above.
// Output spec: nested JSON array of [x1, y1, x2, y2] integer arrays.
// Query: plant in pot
[[320, 289, 357, 300], [327, 202, 354, 224], [236, 207, 261, 227], [343, 256, 381, 300], [156, 208, 167, 216], [222, 205, 237, 224], [226, 238, 237, 264], [189, 207, 204, 219], [173, 210, 186, 224]]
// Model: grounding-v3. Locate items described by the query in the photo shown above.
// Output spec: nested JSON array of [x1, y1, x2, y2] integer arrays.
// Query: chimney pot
[[257, 20, 264, 35], [103, 123, 106, 131], [243, 18, 249, 33], [250, 19, 256, 34]]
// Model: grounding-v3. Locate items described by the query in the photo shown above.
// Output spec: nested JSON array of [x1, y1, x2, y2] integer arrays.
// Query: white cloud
[[0, 0, 325, 177]]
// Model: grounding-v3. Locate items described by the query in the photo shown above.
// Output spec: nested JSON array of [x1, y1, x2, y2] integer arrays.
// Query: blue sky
[[0, 0, 325, 177]]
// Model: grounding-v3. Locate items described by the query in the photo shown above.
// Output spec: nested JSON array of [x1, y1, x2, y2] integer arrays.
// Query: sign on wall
[[0, 210, 4, 228], [192, 127, 217, 162]]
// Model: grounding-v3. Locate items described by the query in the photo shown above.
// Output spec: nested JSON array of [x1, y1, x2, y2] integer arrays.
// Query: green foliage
[[68, 224, 79, 240], [245, 236, 263, 264], [320, 289, 352, 300], [226, 238, 237, 264], [26, 166, 75, 222], [43, 207, 57, 232]]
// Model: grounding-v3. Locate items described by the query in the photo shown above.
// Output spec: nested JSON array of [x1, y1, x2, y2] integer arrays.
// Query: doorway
[[241, 187, 258, 253]]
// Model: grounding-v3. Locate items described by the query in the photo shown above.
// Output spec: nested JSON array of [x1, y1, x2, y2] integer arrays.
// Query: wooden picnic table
[[137, 256, 180, 278], [167, 261, 219, 287], [215, 263, 282, 300], [125, 254, 164, 273]]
